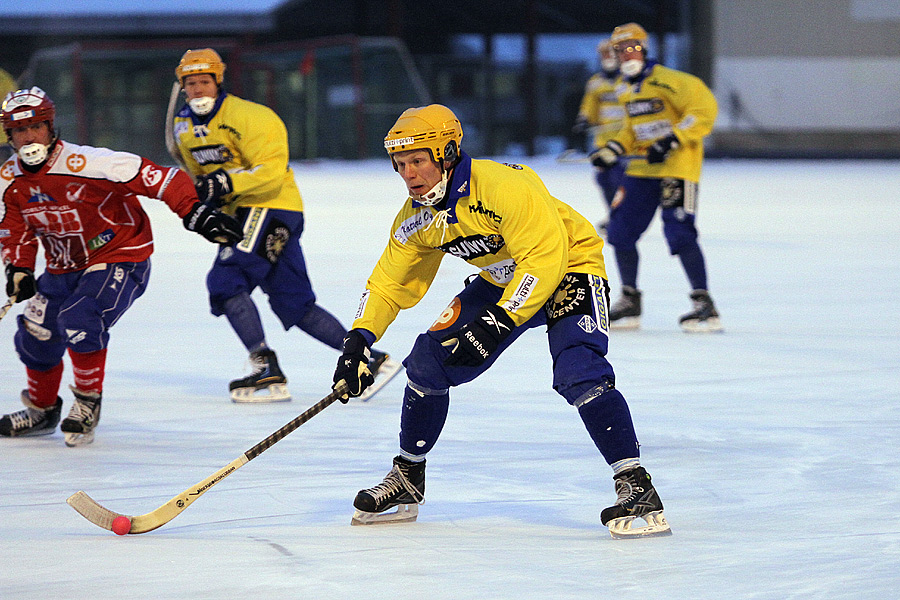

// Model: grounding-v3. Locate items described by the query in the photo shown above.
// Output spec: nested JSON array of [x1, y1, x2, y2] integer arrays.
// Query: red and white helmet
[[1, 87, 56, 138]]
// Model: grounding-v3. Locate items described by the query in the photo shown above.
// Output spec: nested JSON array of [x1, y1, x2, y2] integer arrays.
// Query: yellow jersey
[[352, 154, 608, 340], [173, 93, 302, 213], [611, 63, 717, 182]]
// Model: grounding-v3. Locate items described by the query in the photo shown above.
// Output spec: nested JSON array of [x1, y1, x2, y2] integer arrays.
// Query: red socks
[[26, 362, 64, 408], [68, 348, 107, 396]]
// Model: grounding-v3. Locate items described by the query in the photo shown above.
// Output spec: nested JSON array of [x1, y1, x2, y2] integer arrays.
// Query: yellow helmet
[[384, 104, 463, 166], [610, 22, 648, 48], [175, 48, 226, 85]]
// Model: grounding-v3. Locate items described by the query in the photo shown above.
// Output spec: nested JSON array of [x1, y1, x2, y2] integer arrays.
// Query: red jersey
[[0, 140, 198, 274]]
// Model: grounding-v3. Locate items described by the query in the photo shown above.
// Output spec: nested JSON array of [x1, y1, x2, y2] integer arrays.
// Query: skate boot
[[601, 467, 671, 539], [229, 348, 291, 403], [678, 290, 723, 333], [609, 286, 641, 330], [351, 455, 426, 525], [0, 391, 62, 437], [60, 387, 102, 447], [357, 349, 404, 402]]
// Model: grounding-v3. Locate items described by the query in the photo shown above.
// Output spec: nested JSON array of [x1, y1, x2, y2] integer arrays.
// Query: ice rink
[[1, 157, 898, 598]]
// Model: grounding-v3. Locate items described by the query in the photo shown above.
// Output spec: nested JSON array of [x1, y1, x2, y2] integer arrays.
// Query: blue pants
[[606, 175, 701, 254], [15, 261, 150, 371], [399, 274, 640, 465], [207, 207, 317, 329]]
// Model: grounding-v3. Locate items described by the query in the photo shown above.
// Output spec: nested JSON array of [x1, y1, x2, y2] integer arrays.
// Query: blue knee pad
[[399, 380, 450, 459]]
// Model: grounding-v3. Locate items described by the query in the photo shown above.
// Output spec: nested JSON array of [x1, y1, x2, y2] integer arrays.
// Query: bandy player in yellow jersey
[[330, 104, 671, 539], [591, 23, 723, 332], [171, 49, 399, 402]]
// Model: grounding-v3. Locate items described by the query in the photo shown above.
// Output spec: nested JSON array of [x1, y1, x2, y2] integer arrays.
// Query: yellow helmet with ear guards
[[384, 104, 463, 170], [175, 48, 226, 85], [610, 22, 649, 48]]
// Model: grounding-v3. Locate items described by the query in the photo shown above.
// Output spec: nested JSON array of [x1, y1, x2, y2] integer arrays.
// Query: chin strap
[[189, 96, 216, 116], [412, 167, 451, 206]]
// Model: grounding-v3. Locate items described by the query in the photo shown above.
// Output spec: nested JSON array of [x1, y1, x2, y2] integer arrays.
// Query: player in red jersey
[[0, 87, 242, 446]]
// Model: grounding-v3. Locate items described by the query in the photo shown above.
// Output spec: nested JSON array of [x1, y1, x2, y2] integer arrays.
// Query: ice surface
[[1, 158, 898, 599]]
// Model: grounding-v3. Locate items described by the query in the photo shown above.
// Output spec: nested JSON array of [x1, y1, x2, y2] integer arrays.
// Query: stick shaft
[[0, 295, 17, 323], [67, 387, 344, 534]]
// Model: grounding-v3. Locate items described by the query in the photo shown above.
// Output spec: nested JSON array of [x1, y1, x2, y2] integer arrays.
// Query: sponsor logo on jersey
[[502, 163, 523, 170], [141, 165, 163, 188], [502, 273, 538, 313], [0, 163, 14, 180], [438, 233, 505, 260], [66, 153, 87, 173], [190, 144, 233, 166], [218, 123, 242, 139], [27, 186, 55, 203], [482, 258, 517, 284], [393, 209, 434, 244], [174, 121, 189, 137], [428, 297, 462, 331], [468, 199, 502, 223], [355, 290, 370, 320], [66, 183, 86, 203], [456, 181, 468, 194], [626, 98, 665, 117], [87, 229, 115, 250], [648, 78, 676, 93]]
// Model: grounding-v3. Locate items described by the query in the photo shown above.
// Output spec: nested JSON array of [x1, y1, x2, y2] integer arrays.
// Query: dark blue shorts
[[606, 175, 700, 254], [15, 260, 150, 370], [402, 273, 616, 404], [206, 207, 317, 329]]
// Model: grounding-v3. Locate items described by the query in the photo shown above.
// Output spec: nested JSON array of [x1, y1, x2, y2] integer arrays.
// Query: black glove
[[646, 134, 679, 164], [182, 202, 243, 245], [194, 168, 233, 207], [441, 305, 516, 367], [590, 141, 624, 170], [333, 330, 375, 402], [5, 265, 36, 302]]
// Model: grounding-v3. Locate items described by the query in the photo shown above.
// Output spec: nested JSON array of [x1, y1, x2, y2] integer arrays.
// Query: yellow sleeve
[[670, 74, 718, 146], [228, 103, 290, 200], [578, 76, 601, 124], [352, 221, 445, 341]]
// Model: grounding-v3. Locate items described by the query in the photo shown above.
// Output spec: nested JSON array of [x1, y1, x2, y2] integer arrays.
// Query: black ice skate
[[351, 455, 425, 525], [0, 391, 62, 438], [60, 387, 102, 447], [609, 286, 642, 330], [678, 290, 723, 333], [601, 467, 671, 539], [229, 348, 291, 403], [357, 350, 404, 402]]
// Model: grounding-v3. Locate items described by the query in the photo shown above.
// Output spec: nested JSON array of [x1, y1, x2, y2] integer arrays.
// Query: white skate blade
[[351, 503, 418, 526], [64, 431, 95, 447], [358, 357, 403, 402], [680, 317, 724, 333], [606, 510, 672, 539], [610, 317, 640, 331], [231, 383, 291, 403]]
